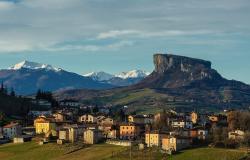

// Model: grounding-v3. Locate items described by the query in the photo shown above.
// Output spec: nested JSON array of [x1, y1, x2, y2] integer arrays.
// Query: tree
[[36, 89, 42, 99], [152, 109, 171, 131], [92, 105, 99, 113], [227, 111, 250, 131], [10, 88, 15, 97], [0, 81, 3, 92]]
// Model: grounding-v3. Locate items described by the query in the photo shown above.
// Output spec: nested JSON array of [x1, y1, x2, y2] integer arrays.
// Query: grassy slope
[[0, 142, 66, 160], [0, 142, 246, 160], [108, 147, 247, 160], [172, 148, 246, 160], [55, 144, 125, 160], [0, 142, 125, 160], [89, 88, 171, 114]]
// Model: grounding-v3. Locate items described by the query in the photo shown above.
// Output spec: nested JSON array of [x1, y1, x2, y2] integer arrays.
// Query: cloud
[[97, 30, 139, 39], [97, 30, 216, 40], [43, 40, 135, 52], [0, 0, 249, 53]]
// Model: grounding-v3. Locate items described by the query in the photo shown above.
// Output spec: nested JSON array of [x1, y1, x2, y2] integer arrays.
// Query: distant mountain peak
[[83, 71, 114, 81], [9, 60, 62, 72], [116, 70, 150, 79], [84, 70, 150, 82]]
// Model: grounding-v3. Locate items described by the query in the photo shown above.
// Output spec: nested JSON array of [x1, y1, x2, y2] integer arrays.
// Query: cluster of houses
[[0, 101, 249, 152]]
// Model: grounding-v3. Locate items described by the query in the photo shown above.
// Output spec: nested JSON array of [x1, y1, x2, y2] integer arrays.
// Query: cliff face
[[137, 54, 224, 88], [153, 54, 212, 74]]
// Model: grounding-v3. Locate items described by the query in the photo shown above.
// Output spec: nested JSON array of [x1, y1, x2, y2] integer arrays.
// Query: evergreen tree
[[0, 81, 3, 92], [36, 89, 42, 99], [10, 88, 16, 97]]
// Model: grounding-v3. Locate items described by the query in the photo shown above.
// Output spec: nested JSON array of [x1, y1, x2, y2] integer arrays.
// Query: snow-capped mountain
[[84, 70, 150, 87], [83, 71, 114, 81], [9, 60, 62, 72], [0, 61, 113, 95], [115, 70, 150, 79]]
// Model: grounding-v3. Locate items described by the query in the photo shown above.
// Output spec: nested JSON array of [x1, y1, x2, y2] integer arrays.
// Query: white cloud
[[43, 40, 135, 52], [97, 30, 139, 39], [97, 30, 216, 40], [0, 0, 249, 53]]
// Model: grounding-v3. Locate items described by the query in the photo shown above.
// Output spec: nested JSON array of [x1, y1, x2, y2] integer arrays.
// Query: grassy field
[[0, 142, 248, 160], [172, 148, 247, 160], [0, 141, 67, 160], [108, 147, 248, 160], [0, 142, 126, 160]]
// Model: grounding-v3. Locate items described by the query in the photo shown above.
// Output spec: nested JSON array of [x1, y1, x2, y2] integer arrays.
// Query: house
[[96, 116, 106, 124], [190, 112, 198, 124], [101, 117, 114, 126], [145, 131, 168, 147], [3, 122, 22, 139], [79, 114, 97, 123], [197, 129, 208, 140], [189, 129, 198, 138], [59, 99, 80, 108], [28, 110, 52, 117], [128, 115, 153, 124], [34, 116, 56, 135], [119, 123, 142, 140], [83, 129, 103, 144], [170, 129, 190, 137], [22, 127, 36, 136], [53, 112, 66, 122], [13, 135, 32, 143], [107, 128, 119, 139], [0, 127, 3, 139], [162, 136, 191, 152], [208, 115, 219, 123], [58, 126, 78, 143], [228, 130, 245, 140], [31, 99, 52, 108], [171, 120, 193, 129]]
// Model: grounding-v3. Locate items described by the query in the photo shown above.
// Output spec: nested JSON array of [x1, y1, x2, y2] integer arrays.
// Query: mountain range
[[0, 61, 149, 95], [56, 54, 250, 113], [84, 70, 150, 86]]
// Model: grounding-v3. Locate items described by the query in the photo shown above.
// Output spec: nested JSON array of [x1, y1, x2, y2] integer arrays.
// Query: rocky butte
[[136, 54, 225, 88]]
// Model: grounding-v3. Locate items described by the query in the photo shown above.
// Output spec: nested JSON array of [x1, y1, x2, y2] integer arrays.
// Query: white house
[[198, 129, 208, 140], [79, 114, 97, 123], [28, 110, 52, 117], [171, 120, 193, 129], [3, 122, 22, 139], [83, 129, 103, 144], [60, 100, 80, 107], [228, 130, 245, 140]]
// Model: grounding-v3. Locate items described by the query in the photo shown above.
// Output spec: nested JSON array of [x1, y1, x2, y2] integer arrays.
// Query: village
[[1, 95, 250, 157]]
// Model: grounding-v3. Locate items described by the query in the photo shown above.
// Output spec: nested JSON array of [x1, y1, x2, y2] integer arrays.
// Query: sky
[[0, 0, 250, 83]]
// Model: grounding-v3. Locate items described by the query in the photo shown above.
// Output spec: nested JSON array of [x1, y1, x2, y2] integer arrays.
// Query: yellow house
[[34, 116, 56, 135], [145, 131, 168, 147]]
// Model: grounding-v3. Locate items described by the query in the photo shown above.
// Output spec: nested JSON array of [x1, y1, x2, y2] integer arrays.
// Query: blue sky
[[0, 0, 250, 83]]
